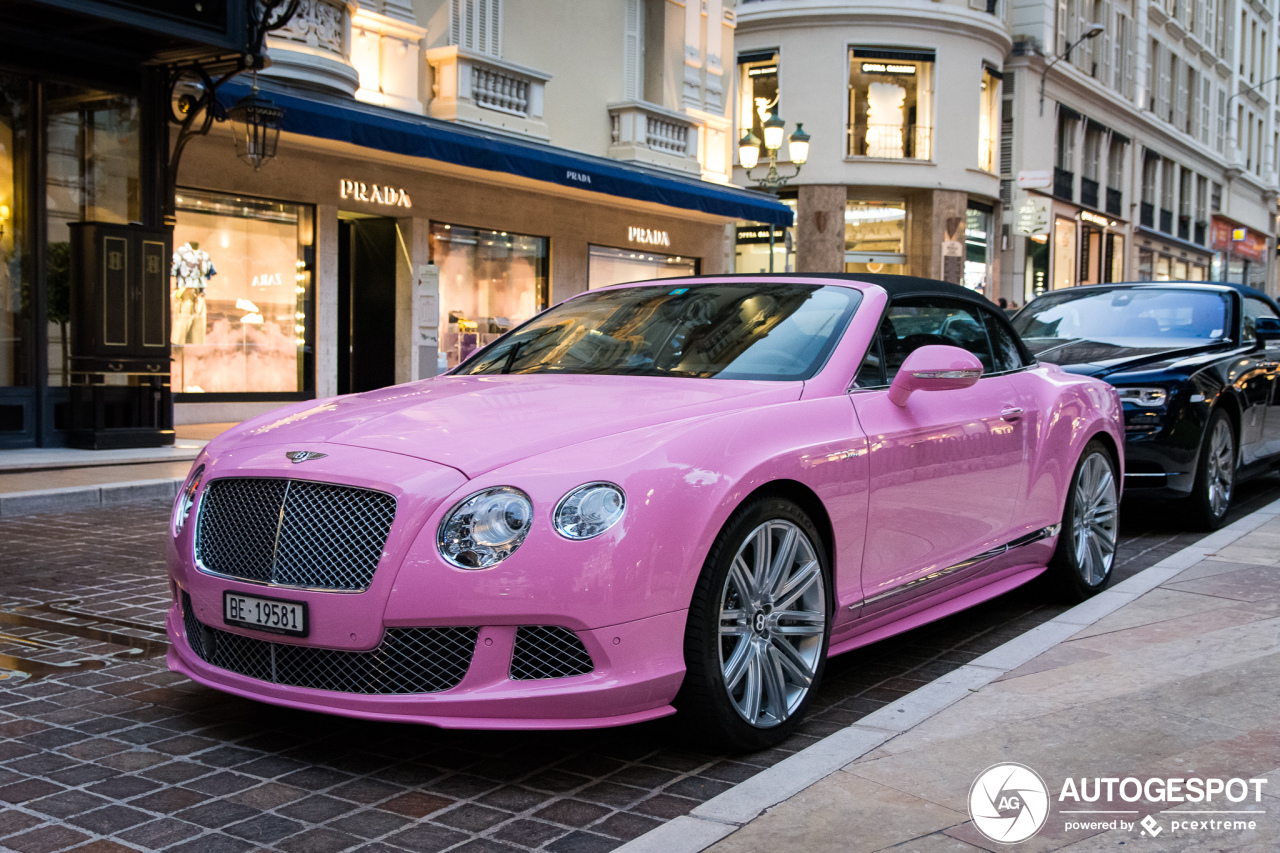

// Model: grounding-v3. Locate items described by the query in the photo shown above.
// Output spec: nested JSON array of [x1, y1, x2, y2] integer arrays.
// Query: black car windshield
[[1013, 287, 1231, 346], [453, 282, 862, 381]]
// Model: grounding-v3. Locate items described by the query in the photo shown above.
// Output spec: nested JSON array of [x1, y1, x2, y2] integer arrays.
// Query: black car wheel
[[1045, 440, 1119, 601], [677, 496, 831, 751], [1183, 408, 1236, 530]]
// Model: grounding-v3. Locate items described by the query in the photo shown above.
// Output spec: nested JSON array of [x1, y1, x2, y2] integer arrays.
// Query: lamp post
[[1039, 24, 1105, 116], [739, 113, 809, 192], [739, 114, 809, 272], [1225, 73, 1280, 167]]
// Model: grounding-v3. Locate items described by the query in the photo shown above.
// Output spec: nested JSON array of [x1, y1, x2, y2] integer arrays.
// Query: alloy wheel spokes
[[1073, 453, 1118, 586], [718, 520, 826, 728]]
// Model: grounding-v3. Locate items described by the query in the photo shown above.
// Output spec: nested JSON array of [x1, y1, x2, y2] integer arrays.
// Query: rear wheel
[[1181, 409, 1236, 530], [678, 497, 831, 751], [1046, 440, 1118, 601]]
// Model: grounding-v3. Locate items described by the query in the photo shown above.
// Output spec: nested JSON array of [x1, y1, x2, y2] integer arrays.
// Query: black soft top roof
[[674, 272, 999, 307]]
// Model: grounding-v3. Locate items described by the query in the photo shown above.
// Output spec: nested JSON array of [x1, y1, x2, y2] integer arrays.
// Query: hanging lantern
[[227, 91, 284, 170]]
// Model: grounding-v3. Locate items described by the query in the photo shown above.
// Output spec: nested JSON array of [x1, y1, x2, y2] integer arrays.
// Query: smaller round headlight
[[173, 464, 204, 537], [438, 487, 533, 569], [554, 482, 626, 540]]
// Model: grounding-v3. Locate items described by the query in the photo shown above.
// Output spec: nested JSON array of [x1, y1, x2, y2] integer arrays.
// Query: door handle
[[1001, 406, 1024, 421]]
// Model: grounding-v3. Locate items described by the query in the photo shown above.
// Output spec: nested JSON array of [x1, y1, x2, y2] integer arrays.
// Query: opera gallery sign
[[340, 179, 412, 208]]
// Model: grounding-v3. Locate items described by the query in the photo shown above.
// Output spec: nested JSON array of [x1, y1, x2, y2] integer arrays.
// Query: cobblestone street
[[1, 477, 1277, 853]]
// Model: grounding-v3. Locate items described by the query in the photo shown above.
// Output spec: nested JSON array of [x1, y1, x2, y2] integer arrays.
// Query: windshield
[[453, 282, 862, 381], [1013, 288, 1232, 347]]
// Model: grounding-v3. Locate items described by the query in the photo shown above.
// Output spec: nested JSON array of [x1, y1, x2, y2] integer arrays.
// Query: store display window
[[171, 190, 314, 396], [848, 48, 934, 160], [1052, 217, 1076, 290], [589, 245, 697, 288], [964, 205, 994, 293], [845, 200, 907, 274], [738, 50, 779, 161], [431, 223, 548, 369]]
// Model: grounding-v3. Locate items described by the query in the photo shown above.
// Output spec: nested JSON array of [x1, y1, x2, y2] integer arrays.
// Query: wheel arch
[[1089, 429, 1123, 484], [737, 479, 837, 584]]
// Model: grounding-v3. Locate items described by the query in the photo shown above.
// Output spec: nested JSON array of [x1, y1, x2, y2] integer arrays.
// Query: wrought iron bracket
[[162, 0, 300, 224]]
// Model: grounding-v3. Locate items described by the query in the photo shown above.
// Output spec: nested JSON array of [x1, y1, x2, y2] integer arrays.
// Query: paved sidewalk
[[682, 508, 1280, 852]]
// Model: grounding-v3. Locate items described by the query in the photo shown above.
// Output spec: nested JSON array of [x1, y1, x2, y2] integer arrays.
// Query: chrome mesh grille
[[510, 626, 594, 680], [195, 478, 396, 591], [182, 594, 476, 694]]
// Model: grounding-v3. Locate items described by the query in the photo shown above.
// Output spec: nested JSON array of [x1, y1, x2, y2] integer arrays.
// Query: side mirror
[[1256, 316, 1280, 347], [888, 345, 984, 406]]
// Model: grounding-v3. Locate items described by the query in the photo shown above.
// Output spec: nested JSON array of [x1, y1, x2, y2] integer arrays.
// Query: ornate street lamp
[[739, 113, 810, 193], [227, 79, 285, 171]]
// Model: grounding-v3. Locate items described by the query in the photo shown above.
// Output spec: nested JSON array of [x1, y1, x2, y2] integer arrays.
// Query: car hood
[[214, 374, 803, 478], [1024, 337, 1231, 377]]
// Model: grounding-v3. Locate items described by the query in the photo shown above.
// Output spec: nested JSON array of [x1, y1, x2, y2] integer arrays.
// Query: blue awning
[[218, 83, 792, 226]]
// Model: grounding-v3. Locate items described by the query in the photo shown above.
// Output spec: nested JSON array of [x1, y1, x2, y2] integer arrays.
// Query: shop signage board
[[628, 226, 671, 247], [735, 225, 787, 244], [1016, 170, 1053, 189], [340, 180, 413, 208], [1080, 211, 1116, 227], [1210, 218, 1267, 262], [1014, 197, 1051, 236]]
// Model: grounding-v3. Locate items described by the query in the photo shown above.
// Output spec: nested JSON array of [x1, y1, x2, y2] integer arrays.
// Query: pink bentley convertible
[[166, 274, 1123, 749]]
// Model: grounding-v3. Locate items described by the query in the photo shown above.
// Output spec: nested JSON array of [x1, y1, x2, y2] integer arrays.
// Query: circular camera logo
[[969, 763, 1050, 844]]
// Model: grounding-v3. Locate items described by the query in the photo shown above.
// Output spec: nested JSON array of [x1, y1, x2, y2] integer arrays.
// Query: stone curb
[[614, 496, 1280, 853], [0, 477, 186, 518]]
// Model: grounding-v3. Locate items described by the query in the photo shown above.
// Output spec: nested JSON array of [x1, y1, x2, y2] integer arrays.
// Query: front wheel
[[1045, 440, 1119, 602], [677, 497, 831, 751], [1181, 409, 1236, 530]]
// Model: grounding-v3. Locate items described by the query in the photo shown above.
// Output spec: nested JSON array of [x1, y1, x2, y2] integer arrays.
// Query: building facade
[[732, 0, 1280, 304], [732, 0, 1012, 294], [1005, 0, 1279, 303], [171, 0, 789, 428]]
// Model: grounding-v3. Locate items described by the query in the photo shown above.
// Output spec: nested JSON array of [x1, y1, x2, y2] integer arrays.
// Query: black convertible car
[[1013, 282, 1280, 528]]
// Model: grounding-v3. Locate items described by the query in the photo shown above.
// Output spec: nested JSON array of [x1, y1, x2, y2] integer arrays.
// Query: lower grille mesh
[[182, 594, 476, 694], [510, 626, 594, 680]]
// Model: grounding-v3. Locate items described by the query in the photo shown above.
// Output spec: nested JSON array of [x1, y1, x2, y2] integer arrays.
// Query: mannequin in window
[[172, 241, 215, 345]]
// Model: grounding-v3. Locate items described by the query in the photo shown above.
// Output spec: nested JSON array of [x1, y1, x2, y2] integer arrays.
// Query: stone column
[[911, 189, 968, 282], [394, 217, 431, 385], [795, 185, 846, 273], [315, 204, 340, 399]]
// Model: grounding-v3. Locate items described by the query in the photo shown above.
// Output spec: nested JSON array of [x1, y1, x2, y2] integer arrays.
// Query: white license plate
[[223, 591, 308, 637]]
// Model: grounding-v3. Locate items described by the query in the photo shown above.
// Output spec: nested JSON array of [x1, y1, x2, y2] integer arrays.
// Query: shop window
[[845, 201, 906, 274], [44, 84, 140, 388], [978, 67, 999, 173], [1025, 234, 1049, 302], [431, 223, 547, 369], [589, 245, 697, 288], [848, 48, 934, 160], [738, 50, 779, 162], [171, 190, 315, 396], [1138, 247, 1154, 280], [1053, 217, 1076, 290], [0, 73, 31, 393], [964, 205, 993, 294]]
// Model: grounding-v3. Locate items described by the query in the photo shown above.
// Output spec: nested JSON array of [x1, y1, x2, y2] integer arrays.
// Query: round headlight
[[173, 464, 204, 537], [438, 487, 533, 569], [554, 482, 626, 540]]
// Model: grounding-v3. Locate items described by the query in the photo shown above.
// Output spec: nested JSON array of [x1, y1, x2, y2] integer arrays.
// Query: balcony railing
[[1140, 201, 1154, 227], [1194, 221, 1206, 244], [1053, 167, 1074, 201], [1106, 188, 1122, 216], [1159, 208, 1173, 233], [426, 46, 552, 139], [1081, 177, 1099, 210], [1177, 215, 1190, 241], [607, 101, 701, 174], [847, 124, 932, 160]]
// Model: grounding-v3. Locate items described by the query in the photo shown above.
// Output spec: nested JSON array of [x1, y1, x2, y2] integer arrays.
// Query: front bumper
[[165, 595, 686, 729]]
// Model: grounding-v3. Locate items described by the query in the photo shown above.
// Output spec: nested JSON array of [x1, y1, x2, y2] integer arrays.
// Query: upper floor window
[[738, 50, 779, 158], [847, 48, 934, 160], [978, 66, 1000, 172], [452, 0, 501, 56]]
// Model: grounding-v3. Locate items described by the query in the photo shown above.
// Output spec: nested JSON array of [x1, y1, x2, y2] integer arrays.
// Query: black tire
[[1180, 408, 1236, 531], [676, 496, 832, 752], [1045, 440, 1119, 602]]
